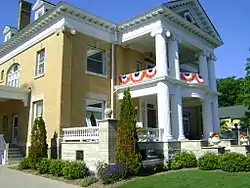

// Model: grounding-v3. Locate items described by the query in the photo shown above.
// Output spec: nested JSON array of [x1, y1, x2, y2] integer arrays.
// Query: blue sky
[[0, 0, 249, 78]]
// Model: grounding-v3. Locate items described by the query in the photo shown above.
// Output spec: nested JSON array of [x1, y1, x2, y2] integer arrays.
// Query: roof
[[219, 105, 249, 119]]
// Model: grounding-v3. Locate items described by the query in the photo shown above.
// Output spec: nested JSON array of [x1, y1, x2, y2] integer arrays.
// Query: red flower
[[241, 132, 247, 136]]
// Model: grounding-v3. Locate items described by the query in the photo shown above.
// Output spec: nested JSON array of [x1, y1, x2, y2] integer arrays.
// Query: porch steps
[[7, 146, 24, 165]]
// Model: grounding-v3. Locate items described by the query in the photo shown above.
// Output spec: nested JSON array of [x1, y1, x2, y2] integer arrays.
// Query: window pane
[[87, 59, 103, 74], [36, 49, 45, 75], [87, 49, 103, 62], [86, 111, 102, 120]]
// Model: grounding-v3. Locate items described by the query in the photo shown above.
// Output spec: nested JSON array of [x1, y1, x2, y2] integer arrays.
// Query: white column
[[173, 86, 185, 140], [212, 96, 220, 132], [207, 55, 217, 91], [168, 35, 180, 79], [157, 82, 173, 141], [202, 96, 214, 139], [198, 52, 209, 85], [170, 94, 178, 139], [151, 28, 168, 77]]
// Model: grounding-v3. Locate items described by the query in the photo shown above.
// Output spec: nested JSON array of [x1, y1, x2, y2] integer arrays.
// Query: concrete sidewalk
[[0, 167, 81, 188]]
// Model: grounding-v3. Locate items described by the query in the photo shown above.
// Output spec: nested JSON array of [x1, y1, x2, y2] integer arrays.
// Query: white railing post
[[3, 143, 9, 165], [0, 135, 9, 165]]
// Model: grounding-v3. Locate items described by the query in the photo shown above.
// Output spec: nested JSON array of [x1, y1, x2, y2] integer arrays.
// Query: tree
[[115, 88, 142, 176], [29, 117, 48, 161], [217, 76, 245, 107]]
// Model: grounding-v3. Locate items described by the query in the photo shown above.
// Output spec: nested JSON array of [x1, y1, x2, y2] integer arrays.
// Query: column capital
[[166, 31, 181, 42], [195, 50, 212, 58], [150, 27, 164, 37], [207, 52, 217, 62]]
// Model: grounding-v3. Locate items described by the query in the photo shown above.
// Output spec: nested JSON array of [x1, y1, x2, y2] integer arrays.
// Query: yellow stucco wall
[[0, 28, 149, 148]]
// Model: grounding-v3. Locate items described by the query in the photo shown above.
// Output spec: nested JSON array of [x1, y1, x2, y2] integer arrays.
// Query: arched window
[[7, 64, 20, 87]]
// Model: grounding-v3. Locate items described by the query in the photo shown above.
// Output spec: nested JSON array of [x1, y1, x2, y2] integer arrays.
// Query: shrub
[[81, 176, 98, 187], [198, 153, 221, 170], [36, 158, 51, 174], [99, 163, 127, 184], [29, 117, 48, 161], [138, 162, 167, 176], [62, 161, 89, 180], [245, 155, 250, 171], [220, 152, 246, 172], [18, 158, 32, 170], [170, 152, 197, 170], [49, 159, 66, 176], [116, 88, 142, 176]]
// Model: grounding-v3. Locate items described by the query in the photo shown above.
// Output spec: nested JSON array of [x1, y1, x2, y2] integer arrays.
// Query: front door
[[11, 114, 19, 145], [146, 104, 157, 128]]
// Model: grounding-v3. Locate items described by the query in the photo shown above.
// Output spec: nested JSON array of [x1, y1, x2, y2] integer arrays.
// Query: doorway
[[11, 114, 19, 145]]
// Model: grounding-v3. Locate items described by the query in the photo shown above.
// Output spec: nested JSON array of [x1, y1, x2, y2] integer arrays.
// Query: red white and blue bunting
[[145, 68, 157, 78], [195, 74, 204, 84], [130, 71, 146, 83], [118, 74, 130, 84], [181, 72, 194, 81]]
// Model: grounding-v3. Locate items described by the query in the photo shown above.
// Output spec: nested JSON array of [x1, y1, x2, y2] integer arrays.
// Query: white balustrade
[[62, 127, 99, 141], [138, 128, 163, 142], [0, 134, 8, 165]]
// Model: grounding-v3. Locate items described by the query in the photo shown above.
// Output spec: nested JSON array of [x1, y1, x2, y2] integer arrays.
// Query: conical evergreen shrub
[[29, 117, 48, 161], [115, 88, 142, 176]]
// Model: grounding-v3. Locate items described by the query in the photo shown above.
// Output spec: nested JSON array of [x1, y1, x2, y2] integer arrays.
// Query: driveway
[[0, 166, 81, 188]]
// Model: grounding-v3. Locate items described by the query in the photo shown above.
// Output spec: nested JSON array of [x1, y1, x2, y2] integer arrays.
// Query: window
[[36, 49, 45, 76], [7, 64, 20, 87], [0, 70, 4, 81], [32, 100, 43, 123], [85, 99, 104, 126], [87, 47, 106, 75]]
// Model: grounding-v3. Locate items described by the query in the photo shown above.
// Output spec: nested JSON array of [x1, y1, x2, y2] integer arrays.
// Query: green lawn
[[118, 170, 250, 188]]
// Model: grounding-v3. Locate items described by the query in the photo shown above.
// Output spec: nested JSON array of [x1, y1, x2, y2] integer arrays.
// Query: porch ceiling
[[183, 97, 202, 107], [0, 85, 30, 106], [121, 33, 199, 62]]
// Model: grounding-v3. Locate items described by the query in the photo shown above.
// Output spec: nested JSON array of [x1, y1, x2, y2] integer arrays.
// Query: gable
[[164, 0, 222, 42]]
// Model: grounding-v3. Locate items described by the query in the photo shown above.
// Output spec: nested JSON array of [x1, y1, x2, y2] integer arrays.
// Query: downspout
[[111, 30, 117, 119]]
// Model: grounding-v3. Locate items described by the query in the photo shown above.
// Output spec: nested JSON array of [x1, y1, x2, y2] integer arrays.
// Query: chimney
[[18, 0, 33, 30]]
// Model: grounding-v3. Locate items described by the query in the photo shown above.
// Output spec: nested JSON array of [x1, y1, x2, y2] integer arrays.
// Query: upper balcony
[[117, 67, 205, 86]]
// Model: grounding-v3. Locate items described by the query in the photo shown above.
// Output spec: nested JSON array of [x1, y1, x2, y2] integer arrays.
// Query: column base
[[162, 135, 174, 142], [178, 135, 187, 141]]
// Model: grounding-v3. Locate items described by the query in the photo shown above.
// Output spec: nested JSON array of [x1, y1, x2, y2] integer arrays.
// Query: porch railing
[[0, 134, 9, 165], [138, 128, 164, 142], [62, 127, 99, 141]]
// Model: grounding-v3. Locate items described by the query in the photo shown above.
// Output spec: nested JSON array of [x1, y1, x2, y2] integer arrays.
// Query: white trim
[[0, 18, 65, 65], [64, 15, 114, 43]]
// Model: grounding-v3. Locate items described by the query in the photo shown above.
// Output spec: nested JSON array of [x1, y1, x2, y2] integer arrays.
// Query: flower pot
[[211, 137, 221, 147], [240, 137, 248, 146]]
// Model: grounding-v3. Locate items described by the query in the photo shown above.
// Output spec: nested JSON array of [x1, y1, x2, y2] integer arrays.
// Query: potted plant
[[209, 132, 223, 147], [239, 132, 249, 146]]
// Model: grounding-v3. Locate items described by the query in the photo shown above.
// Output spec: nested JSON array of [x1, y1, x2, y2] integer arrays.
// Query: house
[[219, 105, 249, 131], [0, 0, 223, 162]]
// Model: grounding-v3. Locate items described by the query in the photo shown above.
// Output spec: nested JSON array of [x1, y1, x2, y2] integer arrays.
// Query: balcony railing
[[180, 72, 204, 84], [118, 67, 157, 85], [62, 127, 99, 141]]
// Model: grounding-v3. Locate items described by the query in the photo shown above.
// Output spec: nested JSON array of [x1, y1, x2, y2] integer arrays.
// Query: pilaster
[[202, 95, 213, 139], [196, 51, 209, 85]]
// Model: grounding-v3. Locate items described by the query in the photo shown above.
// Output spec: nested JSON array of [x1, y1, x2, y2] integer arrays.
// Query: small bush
[[198, 153, 221, 170], [170, 152, 197, 170], [18, 158, 32, 170], [36, 158, 51, 174], [81, 176, 98, 187], [99, 163, 127, 184], [244, 155, 250, 171], [220, 152, 246, 172], [138, 162, 167, 176], [49, 159, 66, 177], [63, 161, 89, 180]]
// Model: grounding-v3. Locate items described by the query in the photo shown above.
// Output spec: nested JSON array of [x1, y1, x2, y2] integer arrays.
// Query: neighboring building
[[219, 105, 249, 130], [0, 0, 223, 155]]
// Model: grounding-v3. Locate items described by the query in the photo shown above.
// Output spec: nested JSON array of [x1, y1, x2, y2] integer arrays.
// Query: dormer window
[[2, 25, 17, 43], [32, 0, 55, 21]]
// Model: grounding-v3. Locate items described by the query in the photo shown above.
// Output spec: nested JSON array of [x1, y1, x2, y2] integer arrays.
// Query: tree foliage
[[115, 88, 142, 176], [217, 76, 244, 107], [29, 117, 48, 160]]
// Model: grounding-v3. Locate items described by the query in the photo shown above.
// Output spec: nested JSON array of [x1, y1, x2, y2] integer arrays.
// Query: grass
[[118, 170, 250, 188]]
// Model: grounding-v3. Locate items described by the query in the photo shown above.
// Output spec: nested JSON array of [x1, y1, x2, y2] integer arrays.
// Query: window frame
[[35, 48, 45, 77], [86, 46, 106, 76], [7, 64, 20, 87], [32, 100, 44, 124], [85, 98, 105, 126], [0, 70, 4, 82]]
